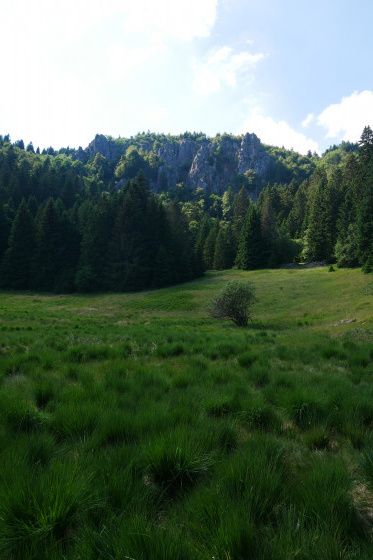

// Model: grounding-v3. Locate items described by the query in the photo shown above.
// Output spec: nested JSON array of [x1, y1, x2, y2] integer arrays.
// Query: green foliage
[[210, 279, 256, 326], [362, 255, 373, 274], [235, 204, 267, 269], [0, 199, 35, 289]]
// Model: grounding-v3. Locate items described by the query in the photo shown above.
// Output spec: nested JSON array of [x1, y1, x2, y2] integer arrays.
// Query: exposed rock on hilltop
[[72, 134, 120, 165], [87, 134, 120, 162], [75, 132, 274, 197], [186, 133, 271, 197]]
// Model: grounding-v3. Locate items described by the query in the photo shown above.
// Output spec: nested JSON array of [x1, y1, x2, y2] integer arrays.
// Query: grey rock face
[[72, 146, 88, 164], [186, 133, 272, 197], [87, 134, 120, 162], [154, 139, 199, 192], [84, 132, 273, 196], [238, 133, 272, 176]]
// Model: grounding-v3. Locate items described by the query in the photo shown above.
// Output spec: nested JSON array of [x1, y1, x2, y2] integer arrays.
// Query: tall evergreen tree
[[286, 180, 309, 238], [222, 186, 235, 221], [1, 199, 35, 289], [33, 198, 79, 291], [106, 174, 153, 291], [232, 186, 250, 247], [356, 126, 373, 266], [235, 204, 267, 270], [213, 224, 235, 270], [166, 198, 193, 283], [305, 168, 338, 262], [337, 153, 360, 242], [75, 197, 114, 291], [203, 221, 219, 270]]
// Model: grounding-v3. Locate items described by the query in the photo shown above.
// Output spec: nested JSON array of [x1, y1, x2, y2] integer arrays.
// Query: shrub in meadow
[[210, 280, 256, 327]]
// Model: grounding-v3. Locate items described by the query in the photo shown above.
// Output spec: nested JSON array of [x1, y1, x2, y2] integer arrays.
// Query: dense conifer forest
[[0, 126, 372, 292]]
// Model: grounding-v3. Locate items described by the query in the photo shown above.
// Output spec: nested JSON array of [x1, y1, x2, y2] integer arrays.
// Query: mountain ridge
[[73, 132, 273, 198]]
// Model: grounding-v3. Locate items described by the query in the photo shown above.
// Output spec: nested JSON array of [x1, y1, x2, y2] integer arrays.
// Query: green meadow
[[1, 267, 373, 559]]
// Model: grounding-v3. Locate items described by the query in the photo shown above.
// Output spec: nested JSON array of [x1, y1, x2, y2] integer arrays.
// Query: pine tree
[[153, 245, 174, 287], [33, 198, 79, 291], [1, 199, 35, 289], [286, 180, 309, 238], [222, 186, 235, 221], [212, 225, 235, 270], [337, 153, 361, 241], [75, 197, 114, 291], [235, 204, 267, 270], [305, 168, 338, 262], [358, 125, 373, 166], [356, 166, 373, 266], [260, 192, 277, 240], [232, 186, 250, 247], [203, 221, 219, 270], [356, 126, 373, 266], [0, 204, 10, 266]]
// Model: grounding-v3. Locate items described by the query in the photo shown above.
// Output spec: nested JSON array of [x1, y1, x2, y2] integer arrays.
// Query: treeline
[[0, 127, 372, 293], [0, 171, 202, 292]]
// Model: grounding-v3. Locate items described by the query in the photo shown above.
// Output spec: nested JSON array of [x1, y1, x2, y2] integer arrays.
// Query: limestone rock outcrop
[[81, 132, 273, 197]]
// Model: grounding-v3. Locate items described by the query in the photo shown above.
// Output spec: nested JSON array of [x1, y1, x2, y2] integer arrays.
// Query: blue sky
[[1, 0, 372, 154]]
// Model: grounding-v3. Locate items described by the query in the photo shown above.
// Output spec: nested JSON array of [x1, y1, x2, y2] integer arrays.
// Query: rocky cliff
[[75, 132, 273, 197]]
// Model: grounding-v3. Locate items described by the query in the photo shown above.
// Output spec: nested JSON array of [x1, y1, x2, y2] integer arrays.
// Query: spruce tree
[[1, 199, 35, 289], [203, 221, 219, 270], [356, 167, 373, 266], [33, 198, 79, 291], [232, 186, 250, 247], [213, 226, 234, 270], [305, 168, 338, 262], [0, 204, 10, 266], [356, 126, 373, 266], [235, 204, 266, 270], [75, 197, 114, 291]]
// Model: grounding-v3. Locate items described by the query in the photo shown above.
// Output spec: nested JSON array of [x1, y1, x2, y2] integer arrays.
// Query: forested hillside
[[0, 127, 372, 293]]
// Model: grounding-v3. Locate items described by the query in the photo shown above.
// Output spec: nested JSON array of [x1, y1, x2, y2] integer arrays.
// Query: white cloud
[[237, 111, 319, 154], [193, 45, 266, 95], [302, 113, 314, 128], [0, 0, 218, 51], [145, 107, 169, 123], [107, 41, 166, 81], [193, 67, 221, 95], [121, 0, 218, 41], [316, 90, 373, 141]]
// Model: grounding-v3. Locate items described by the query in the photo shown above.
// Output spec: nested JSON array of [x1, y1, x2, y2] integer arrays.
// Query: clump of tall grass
[[246, 364, 270, 387], [97, 516, 193, 560], [303, 425, 331, 451], [0, 461, 98, 558], [49, 401, 101, 441], [238, 351, 258, 368], [94, 410, 141, 447], [34, 375, 59, 410], [281, 390, 330, 431], [204, 394, 240, 417], [217, 433, 287, 524], [246, 404, 283, 433], [145, 428, 215, 498], [289, 454, 361, 538]]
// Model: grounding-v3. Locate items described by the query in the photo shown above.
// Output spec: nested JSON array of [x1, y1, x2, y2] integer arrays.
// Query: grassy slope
[[0, 267, 373, 559]]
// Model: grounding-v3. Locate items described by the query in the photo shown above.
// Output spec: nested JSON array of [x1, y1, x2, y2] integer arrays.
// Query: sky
[[1, 0, 373, 155]]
